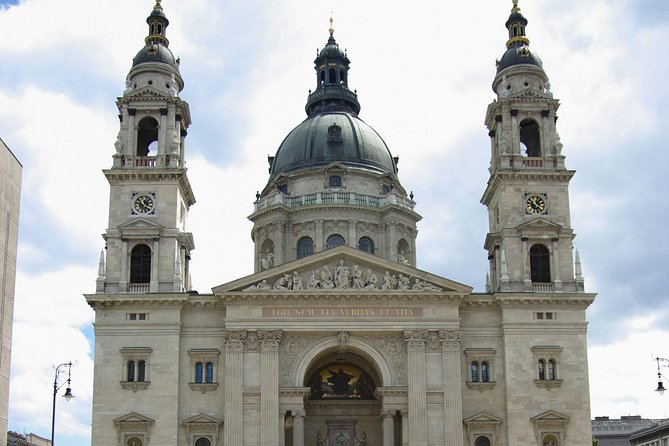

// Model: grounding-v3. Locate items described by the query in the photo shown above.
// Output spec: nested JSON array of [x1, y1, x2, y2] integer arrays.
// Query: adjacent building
[[0, 139, 22, 446], [592, 416, 662, 446], [86, 1, 596, 445], [630, 420, 669, 446]]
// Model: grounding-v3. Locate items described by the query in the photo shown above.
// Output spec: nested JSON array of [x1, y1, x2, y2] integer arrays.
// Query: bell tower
[[97, 0, 195, 294], [481, 0, 584, 294]]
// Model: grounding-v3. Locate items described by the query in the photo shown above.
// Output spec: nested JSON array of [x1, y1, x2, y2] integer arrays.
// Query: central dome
[[269, 111, 397, 177]]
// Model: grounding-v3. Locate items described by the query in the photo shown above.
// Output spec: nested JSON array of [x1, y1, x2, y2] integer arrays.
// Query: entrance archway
[[302, 351, 382, 446]]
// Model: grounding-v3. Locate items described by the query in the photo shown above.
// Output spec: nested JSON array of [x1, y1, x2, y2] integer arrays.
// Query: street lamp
[[654, 356, 668, 395], [51, 362, 75, 446]]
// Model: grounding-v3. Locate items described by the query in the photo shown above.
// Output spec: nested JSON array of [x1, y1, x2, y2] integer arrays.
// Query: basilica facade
[[86, 1, 596, 445]]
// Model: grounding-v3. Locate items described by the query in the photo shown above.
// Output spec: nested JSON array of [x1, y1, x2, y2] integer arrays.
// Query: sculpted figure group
[[243, 260, 441, 292]]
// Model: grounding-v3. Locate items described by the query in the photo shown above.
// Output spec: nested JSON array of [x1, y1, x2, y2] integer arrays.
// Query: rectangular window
[[536, 312, 544, 319], [545, 312, 553, 320]]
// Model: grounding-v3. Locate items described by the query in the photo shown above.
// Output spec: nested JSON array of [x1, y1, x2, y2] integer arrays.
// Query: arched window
[[127, 361, 135, 382], [137, 117, 159, 156], [548, 360, 556, 380], [481, 361, 489, 382], [195, 438, 211, 446], [326, 234, 345, 249], [475, 436, 491, 446], [194, 362, 203, 383], [530, 244, 551, 283], [206, 362, 214, 383], [130, 244, 152, 284], [137, 360, 146, 382], [358, 236, 374, 254], [297, 237, 314, 259], [538, 359, 546, 380], [519, 118, 541, 157], [471, 362, 479, 382], [127, 437, 143, 446], [542, 434, 558, 446], [329, 68, 336, 83]]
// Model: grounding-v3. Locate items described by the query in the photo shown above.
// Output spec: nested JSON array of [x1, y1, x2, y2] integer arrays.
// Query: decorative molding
[[466, 381, 496, 392], [188, 382, 219, 393], [533, 379, 563, 390], [404, 330, 428, 351], [438, 330, 462, 350], [120, 381, 151, 392], [222, 330, 247, 352]]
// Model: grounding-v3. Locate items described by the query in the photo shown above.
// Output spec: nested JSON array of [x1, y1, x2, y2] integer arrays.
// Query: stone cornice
[[104, 168, 196, 206], [218, 292, 467, 305], [494, 292, 595, 307], [85, 293, 189, 308], [481, 170, 575, 205]]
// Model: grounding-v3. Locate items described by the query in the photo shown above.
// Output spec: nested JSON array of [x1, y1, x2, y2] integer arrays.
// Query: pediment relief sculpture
[[243, 259, 442, 292]]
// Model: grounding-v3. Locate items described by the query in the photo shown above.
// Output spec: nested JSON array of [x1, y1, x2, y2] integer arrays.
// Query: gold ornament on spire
[[155, 0, 163, 11], [329, 15, 335, 36], [511, 0, 520, 13]]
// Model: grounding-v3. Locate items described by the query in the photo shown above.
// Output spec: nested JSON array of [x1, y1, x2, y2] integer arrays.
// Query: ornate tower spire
[[482, 2, 581, 294], [305, 19, 361, 116], [98, 0, 195, 294]]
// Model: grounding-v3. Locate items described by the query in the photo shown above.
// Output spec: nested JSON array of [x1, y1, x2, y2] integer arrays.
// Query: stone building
[[0, 138, 22, 446], [592, 416, 662, 446], [86, 1, 596, 445]]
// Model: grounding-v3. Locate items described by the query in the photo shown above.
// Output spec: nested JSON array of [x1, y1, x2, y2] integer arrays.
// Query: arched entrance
[[302, 351, 382, 446]]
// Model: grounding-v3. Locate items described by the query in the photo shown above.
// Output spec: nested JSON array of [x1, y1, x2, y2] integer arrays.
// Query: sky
[[0, 0, 667, 445]]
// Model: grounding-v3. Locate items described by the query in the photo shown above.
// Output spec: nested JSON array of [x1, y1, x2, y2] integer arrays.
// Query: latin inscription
[[262, 307, 422, 318]]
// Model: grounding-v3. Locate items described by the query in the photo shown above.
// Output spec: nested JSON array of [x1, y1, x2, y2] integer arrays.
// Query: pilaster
[[259, 330, 283, 446], [440, 330, 464, 446], [223, 330, 246, 446], [382, 410, 395, 446], [404, 330, 428, 446]]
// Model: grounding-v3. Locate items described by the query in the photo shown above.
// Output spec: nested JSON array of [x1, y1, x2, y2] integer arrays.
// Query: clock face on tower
[[525, 194, 547, 214], [131, 193, 156, 215]]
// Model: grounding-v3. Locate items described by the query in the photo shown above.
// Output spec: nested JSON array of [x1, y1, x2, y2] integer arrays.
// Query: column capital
[[439, 329, 462, 351], [404, 330, 428, 351], [223, 330, 247, 352], [291, 409, 305, 418], [382, 410, 395, 420], [259, 330, 283, 351]]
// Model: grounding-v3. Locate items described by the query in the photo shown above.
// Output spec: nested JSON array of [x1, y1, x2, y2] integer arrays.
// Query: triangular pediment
[[124, 86, 170, 100], [213, 245, 472, 295], [530, 410, 570, 422], [182, 413, 223, 425], [463, 412, 503, 424], [516, 217, 563, 231], [117, 217, 165, 237], [118, 217, 164, 230], [113, 412, 155, 424]]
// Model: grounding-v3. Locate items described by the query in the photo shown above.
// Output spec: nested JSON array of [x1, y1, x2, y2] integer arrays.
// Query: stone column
[[292, 410, 305, 446], [389, 222, 398, 261], [159, 108, 168, 156], [260, 330, 283, 446], [382, 410, 395, 446], [401, 410, 409, 446], [150, 238, 160, 292], [275, 220, 285, 265], [521, 237, 531, 291], [348, 220, 357, 248], [278, 411, 286, 446], [404, 330, 428, 446], [315, 220, 324, 253], [120, 239, 128, 292], [541, 110, 550, 156], [223, 331, 246, 446], [510, 109, 519, 154], [127, 108, 136, 155], [440, 330, 464, 446], [552, 238, 562, 291]]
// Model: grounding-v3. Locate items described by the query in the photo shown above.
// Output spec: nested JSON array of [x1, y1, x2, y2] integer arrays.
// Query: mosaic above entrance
[[308, 363, 376, 399]]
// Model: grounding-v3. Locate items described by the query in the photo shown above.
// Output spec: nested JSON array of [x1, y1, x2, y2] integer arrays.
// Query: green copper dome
[[269, 111, 397, 176]]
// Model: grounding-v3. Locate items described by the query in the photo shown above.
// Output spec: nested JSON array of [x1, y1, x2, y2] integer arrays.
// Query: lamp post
[[51, 362, 74, 446], [654, 356, 668, 395]]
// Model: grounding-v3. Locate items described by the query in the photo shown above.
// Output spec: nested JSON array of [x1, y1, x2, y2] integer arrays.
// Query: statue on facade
[[260, 251, 274, 270], [114, 132, 124, 154], [381, 271, 393, 290], [274, 273, 292, 290], [397, 274, 411, 290], [307, 270, 320, 290], [292, 271, 303, 290], [321, 265, 335, 289], [364, 269, 378, 289], [335, 260, 350, 289], [398, 250, 410, 265], [352, 265, 364, 289], [554, 133, 563, 155]]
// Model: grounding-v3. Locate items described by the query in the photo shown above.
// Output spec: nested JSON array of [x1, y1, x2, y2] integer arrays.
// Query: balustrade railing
[[254, 191, 415, 212], [532, 282, 555, 293], [128, 283, 150, 293]]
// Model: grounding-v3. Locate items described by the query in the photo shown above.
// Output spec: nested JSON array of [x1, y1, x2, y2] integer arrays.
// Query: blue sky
[[0, 1, 668, 445]]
